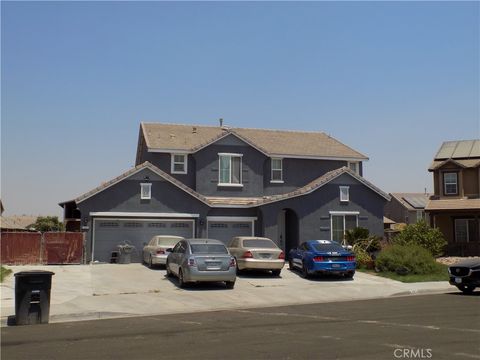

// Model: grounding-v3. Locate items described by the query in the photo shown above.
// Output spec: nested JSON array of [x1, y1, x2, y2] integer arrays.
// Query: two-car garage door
[[207, 218, 255, 245], [92, 219, 195, 263]]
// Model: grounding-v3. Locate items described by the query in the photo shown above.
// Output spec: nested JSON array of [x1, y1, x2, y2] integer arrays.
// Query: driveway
[[0, 264, 452, 325]]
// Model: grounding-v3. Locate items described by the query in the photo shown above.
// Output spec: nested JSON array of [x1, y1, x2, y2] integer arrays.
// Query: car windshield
[[311, 243, 345, 252], [157, 238, 181, 247], [190, 244, 228, 254], [243, 239, 276, 248]]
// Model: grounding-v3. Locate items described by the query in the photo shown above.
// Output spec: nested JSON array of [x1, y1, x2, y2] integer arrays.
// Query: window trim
[[270, 158, 284, 183], [454, 218, 472, 243], [340, 186, 350, 202], [140, 183, 152, 200], [171, 154, 188, 174], [218, 153, 243, 187], [348, 161, 360, 175], [443, 172, 458, 195], [330, 213, 359, 242]]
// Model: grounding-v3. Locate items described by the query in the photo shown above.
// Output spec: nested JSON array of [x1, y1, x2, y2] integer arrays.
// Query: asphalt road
[[2, 293, 479, 360]]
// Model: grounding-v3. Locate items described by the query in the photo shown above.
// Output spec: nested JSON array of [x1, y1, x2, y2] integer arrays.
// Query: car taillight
[[278, 252, 285, 260], [347, 256, 355, 261], [188, 257, 196, 267], [242, 251, 253, 258], [313, 256, 324, 262], [156, 249, 165, 255], [229, 257, 236, 268]]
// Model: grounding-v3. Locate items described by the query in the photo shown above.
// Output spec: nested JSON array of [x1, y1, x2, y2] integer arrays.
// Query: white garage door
[[207, 220, 253, 245], [92, 219, 194, 263]]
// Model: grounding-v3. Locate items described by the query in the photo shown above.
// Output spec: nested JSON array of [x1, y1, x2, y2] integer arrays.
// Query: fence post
[[39, 232, 45, 264]]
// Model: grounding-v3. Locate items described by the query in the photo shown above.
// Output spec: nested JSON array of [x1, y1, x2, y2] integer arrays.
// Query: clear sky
[[1, 1, 479, 217]]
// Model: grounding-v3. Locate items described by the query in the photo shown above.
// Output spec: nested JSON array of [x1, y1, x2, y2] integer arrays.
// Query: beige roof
[[384, 216, 396, 224], [425, 199, 480, 211], [434, 139, 480, 160], [0, 215, 38, 229], [141, 122, 368, 160], [428, 158, 480, 171], [0, 216, 29, 230]]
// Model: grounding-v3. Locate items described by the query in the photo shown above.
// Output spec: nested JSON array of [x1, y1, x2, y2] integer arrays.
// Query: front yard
[[358, 263, 449, 283]]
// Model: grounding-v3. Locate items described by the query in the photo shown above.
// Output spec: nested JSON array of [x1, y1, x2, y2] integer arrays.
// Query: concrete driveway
[[0, 264, 452, 325]]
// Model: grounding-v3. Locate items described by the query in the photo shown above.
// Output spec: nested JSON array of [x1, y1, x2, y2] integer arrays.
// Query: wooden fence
[[0, 232, 84, 265]]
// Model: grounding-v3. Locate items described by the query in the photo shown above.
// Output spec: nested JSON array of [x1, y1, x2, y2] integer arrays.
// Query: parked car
[[166, 239, 237, 289], [448, 259, 480, 294], [289, 240, 356, 279], [228, 236, 285, 276], [142, 235, 184, 268]]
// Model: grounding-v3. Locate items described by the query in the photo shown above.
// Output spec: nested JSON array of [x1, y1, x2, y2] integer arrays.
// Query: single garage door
[[207, 221, 253, 245], [92, 219, 194, 263]]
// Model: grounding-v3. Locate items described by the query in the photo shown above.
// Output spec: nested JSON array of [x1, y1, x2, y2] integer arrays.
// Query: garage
[[92, 217, 196, 263], [206, 217, 256, 245]]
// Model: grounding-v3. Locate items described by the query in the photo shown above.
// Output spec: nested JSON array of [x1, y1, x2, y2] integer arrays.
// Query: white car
[[142, 235, 184, 268]]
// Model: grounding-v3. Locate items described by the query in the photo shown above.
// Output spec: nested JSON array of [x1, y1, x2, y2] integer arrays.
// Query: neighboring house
[[425, 139, 480, 256], [384, 193, 430, 225], [60, 122, 390, 263], [0, 201, 34, 232]]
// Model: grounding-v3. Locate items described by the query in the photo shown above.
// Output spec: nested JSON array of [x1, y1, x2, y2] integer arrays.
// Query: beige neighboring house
[[384, 193, 430, 225], [0, 201, 37, 232], [425, 139, 480, 256]]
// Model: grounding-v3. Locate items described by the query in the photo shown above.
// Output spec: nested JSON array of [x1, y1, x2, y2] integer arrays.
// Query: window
[[455, 219, 475, 242], [416, 211, 424, 222], [171, 154, 187, 174], [340, 186, 350, 202], [444, 172, 458, 195], [271, 158, 283, 182], [140, 183, 152, 200], [348, 162, 360, 175], [218, 153, 242, 186], [331, 214, 358, 242]]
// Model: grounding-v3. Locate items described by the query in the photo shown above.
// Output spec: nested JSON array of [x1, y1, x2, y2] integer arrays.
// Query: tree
[[28, 216, 64, 232], [393, 220, 446, 257]]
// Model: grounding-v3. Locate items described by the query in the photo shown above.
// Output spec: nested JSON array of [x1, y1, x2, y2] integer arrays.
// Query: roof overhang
[[89, 212, 199, 218]]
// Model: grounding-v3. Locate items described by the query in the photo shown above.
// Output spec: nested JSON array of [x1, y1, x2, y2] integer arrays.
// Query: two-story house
[[425, 139, 480, 256], [60, 122, 390, 263]]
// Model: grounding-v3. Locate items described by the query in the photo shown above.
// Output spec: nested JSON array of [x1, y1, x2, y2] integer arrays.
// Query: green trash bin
[[14, 271, 55, 325]]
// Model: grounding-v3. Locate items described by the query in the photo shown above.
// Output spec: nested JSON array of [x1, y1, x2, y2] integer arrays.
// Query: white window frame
[[171, 154, 187, 174], [329, 211, 359, 242], [218, 153, 243, 187], [454, 219, 472, 243], [443, 172, 458, 195], [140, 183, 152, 200], [348, 161, 360, 175], [340, 186, 350, 202], [271, 158, 284, 183], [416, 210, 424, 222]]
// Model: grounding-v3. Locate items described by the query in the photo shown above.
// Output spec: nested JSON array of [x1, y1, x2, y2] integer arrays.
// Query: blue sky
[[2, 1, 479, 216]]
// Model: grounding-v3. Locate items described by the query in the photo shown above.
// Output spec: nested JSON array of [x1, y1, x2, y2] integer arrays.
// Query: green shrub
[[393, 220, 447, 257], [375, 244, 440, 275], [353, 246, 373, 269], [345, 227, 370, 245]]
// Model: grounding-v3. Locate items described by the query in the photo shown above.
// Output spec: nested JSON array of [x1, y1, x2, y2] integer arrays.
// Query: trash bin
[[117, 244, 134, 264], [14, 271, 55, 325]]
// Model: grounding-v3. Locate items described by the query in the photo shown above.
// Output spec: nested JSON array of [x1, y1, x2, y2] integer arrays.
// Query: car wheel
[[148, 255, 153, 269], [178, 268, 187, 288], [235, 259, 243, 275], [344, 271, 355, 279], [225, 281, 235, 289], [458, 285, 475, 295], [289, 259, 294, 271], [301, 263, 309, 279], [272, 269, 281, 277], [166, 262, 173, 277]]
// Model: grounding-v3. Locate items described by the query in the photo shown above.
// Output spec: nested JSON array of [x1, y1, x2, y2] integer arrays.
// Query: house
[[60, 122, 390, 263], [425, 139, 480, 256], [384, 193, 430, 225], [0, 200, 34, 232]]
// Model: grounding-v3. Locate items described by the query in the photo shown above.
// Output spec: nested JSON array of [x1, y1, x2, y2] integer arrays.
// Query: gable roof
[[389, 193, 430, 210], [434, 139, 480, 160], [140, 122, 368, 161], [428, 158, 480, 171], [425, 198, 480, 211]]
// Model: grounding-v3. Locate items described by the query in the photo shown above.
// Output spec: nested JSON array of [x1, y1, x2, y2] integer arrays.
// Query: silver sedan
[[228, 236, 285, 276], [166, 239, 237, 289], [142, 235, 184, 268]]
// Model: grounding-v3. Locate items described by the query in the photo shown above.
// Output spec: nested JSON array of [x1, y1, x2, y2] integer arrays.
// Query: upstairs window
[[271, 158, 283, 182], [140, 183, 152, 200], [219, 153, 242, 186], [340, 186, 350, 202], [348, 162, 360, 175], [443, 172, 458, 195], [171, 154, 187, 174]]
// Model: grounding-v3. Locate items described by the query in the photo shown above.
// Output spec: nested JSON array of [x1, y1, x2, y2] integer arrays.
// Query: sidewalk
[[0, 264, 453, 325]]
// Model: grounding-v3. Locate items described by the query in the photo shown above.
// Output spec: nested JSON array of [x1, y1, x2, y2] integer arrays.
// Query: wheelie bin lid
[[14, 271, 55, 277]]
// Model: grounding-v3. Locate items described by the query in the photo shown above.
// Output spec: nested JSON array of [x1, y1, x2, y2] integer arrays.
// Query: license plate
[[331, 264, 341, 268], [260, 253, 272, 259], [455, 277, 462, 284], [206, 262, 221, 267]]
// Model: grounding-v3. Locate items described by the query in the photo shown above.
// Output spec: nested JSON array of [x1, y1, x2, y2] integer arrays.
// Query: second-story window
[[444, 172, 458, 195], [140, 183, 152, 200], [271, 158, 283, 182], [340, 186, 350, 202], [171, 154, 187, 174], [348, 161, 360, 175], [219, 153, 242, 186]]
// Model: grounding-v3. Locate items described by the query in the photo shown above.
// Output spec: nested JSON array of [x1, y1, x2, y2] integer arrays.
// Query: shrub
[[393, 220, 447, 257], [353, 246, 373, 269], [375, 244, 440, 275], [345, 227, 370, 245]]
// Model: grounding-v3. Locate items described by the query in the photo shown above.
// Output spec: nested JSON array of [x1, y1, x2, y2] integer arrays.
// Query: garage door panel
[[207, 221, 252, 245], [93, 219, 194, 263]]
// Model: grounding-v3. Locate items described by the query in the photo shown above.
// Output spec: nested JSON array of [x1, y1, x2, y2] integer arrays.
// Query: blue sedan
[[289, 240, 356, 279]]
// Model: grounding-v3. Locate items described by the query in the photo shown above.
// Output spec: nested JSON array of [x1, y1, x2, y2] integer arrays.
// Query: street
[[2, 293, 479, 360]]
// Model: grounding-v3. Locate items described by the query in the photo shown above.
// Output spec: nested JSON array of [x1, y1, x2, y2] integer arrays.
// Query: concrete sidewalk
[[0, 264, 453, 325]]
